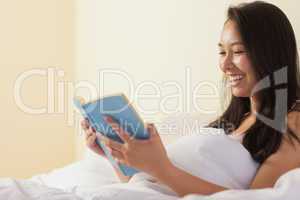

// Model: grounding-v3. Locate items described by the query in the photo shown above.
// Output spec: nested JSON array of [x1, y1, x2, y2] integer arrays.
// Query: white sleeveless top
[[166, 128, 258, 188], [129, 128, 259, 195], [228, 132, 246, 143]]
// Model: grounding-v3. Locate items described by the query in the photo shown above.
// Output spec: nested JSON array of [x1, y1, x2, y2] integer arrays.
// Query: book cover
[[74, 93, 149, 176]]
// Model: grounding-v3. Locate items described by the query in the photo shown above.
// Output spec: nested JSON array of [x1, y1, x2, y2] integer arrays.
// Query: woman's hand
[[100, 115, 172, 177], [81, 118, 132, 183], [81, 119, 106, 157]]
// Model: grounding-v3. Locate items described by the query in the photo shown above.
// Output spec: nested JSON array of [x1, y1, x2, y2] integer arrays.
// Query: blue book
[[74, 94, 149, 176]]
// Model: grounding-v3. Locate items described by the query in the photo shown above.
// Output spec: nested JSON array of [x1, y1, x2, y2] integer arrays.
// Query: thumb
[[147, 123, 159, 139]]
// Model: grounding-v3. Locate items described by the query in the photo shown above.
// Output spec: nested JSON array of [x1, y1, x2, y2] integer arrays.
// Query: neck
[[250, 96, 260, 116]]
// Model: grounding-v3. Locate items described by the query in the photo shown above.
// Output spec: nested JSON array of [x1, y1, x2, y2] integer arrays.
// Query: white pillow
[[30, 148, 119, 190]]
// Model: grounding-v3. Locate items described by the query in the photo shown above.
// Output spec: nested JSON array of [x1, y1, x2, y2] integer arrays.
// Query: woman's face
[[218, 20, 257, 97]]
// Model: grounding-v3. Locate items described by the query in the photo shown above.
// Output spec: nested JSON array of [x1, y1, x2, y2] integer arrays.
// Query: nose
[[220, 53, 234, 72]]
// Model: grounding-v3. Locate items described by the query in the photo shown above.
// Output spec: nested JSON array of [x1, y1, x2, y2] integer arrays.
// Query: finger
[[104, 115, 131, 143], [86, 133, 97, 148], [147, 123, 159, 138], [81, 119, 90, 131], [115, 158, 126, 165], [85, 129, 93, 140], [99, 134, 124, 152], [86, 134, 105, 156], [109, 148, 124, 160], [85, 127, 95, 139], [108, 150, 126, 165], [85, 128, 96, 139]]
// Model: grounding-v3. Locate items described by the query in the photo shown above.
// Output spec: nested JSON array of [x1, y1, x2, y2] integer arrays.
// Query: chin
[[231, 88, 250, 97]]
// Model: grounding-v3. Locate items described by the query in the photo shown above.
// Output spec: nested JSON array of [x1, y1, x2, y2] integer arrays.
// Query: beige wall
[[0, 0, 75, 178]]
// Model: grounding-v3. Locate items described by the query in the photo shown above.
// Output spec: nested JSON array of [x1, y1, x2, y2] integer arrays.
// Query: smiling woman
[[80, 1, 300, 197], [210, 1, 300, 164]]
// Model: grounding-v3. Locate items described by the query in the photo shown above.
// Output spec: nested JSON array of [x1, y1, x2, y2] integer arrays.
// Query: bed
[[1, 145, 300, 200], [1, 114, 299, 200]]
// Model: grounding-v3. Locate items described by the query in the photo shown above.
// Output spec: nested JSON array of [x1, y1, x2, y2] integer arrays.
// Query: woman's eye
[[233, 51, 245, 54], [219, 51, 226, 55]]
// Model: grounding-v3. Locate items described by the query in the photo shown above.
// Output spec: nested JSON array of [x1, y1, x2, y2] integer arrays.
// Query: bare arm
[[99, 113, 300, 196], [153, 161, 228, 197], [249, 138, 300, 189], [250, 111, 300, 189], [100, 118, 229, 196]]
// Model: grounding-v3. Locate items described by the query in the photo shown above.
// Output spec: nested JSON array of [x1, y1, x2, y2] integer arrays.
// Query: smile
[[229, 75, 244, 86]]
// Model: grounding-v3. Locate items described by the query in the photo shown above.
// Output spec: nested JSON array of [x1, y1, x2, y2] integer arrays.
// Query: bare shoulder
[[277, 110, 300, 165], [250, 110, 300, 189], [287, 110, 300, 136], [250, 133, 300, 188], [261, 110, 300, 174]]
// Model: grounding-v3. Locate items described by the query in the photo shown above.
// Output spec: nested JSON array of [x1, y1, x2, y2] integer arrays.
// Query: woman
[[81, 1, 300, 197]]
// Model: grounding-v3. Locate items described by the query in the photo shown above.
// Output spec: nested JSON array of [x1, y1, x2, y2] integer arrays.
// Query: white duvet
[[1, 128, 300, 200], [1, 168, 300, 200]]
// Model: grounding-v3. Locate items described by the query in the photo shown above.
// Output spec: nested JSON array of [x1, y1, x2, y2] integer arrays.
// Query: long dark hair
[[209, 1, 300, 164]]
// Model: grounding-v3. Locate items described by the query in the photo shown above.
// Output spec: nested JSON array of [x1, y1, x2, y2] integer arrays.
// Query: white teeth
[[228, 75, 244, 86], [229, 75, 244, 81]]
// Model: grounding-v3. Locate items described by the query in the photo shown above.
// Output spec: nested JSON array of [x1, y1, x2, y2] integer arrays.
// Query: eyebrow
[[218, 41, 244, 47]]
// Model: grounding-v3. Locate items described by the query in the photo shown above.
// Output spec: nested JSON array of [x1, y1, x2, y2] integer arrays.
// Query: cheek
[[233, 55, 255, 78], [235, 56, 258, 87], [233, 55, 249, 70]]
